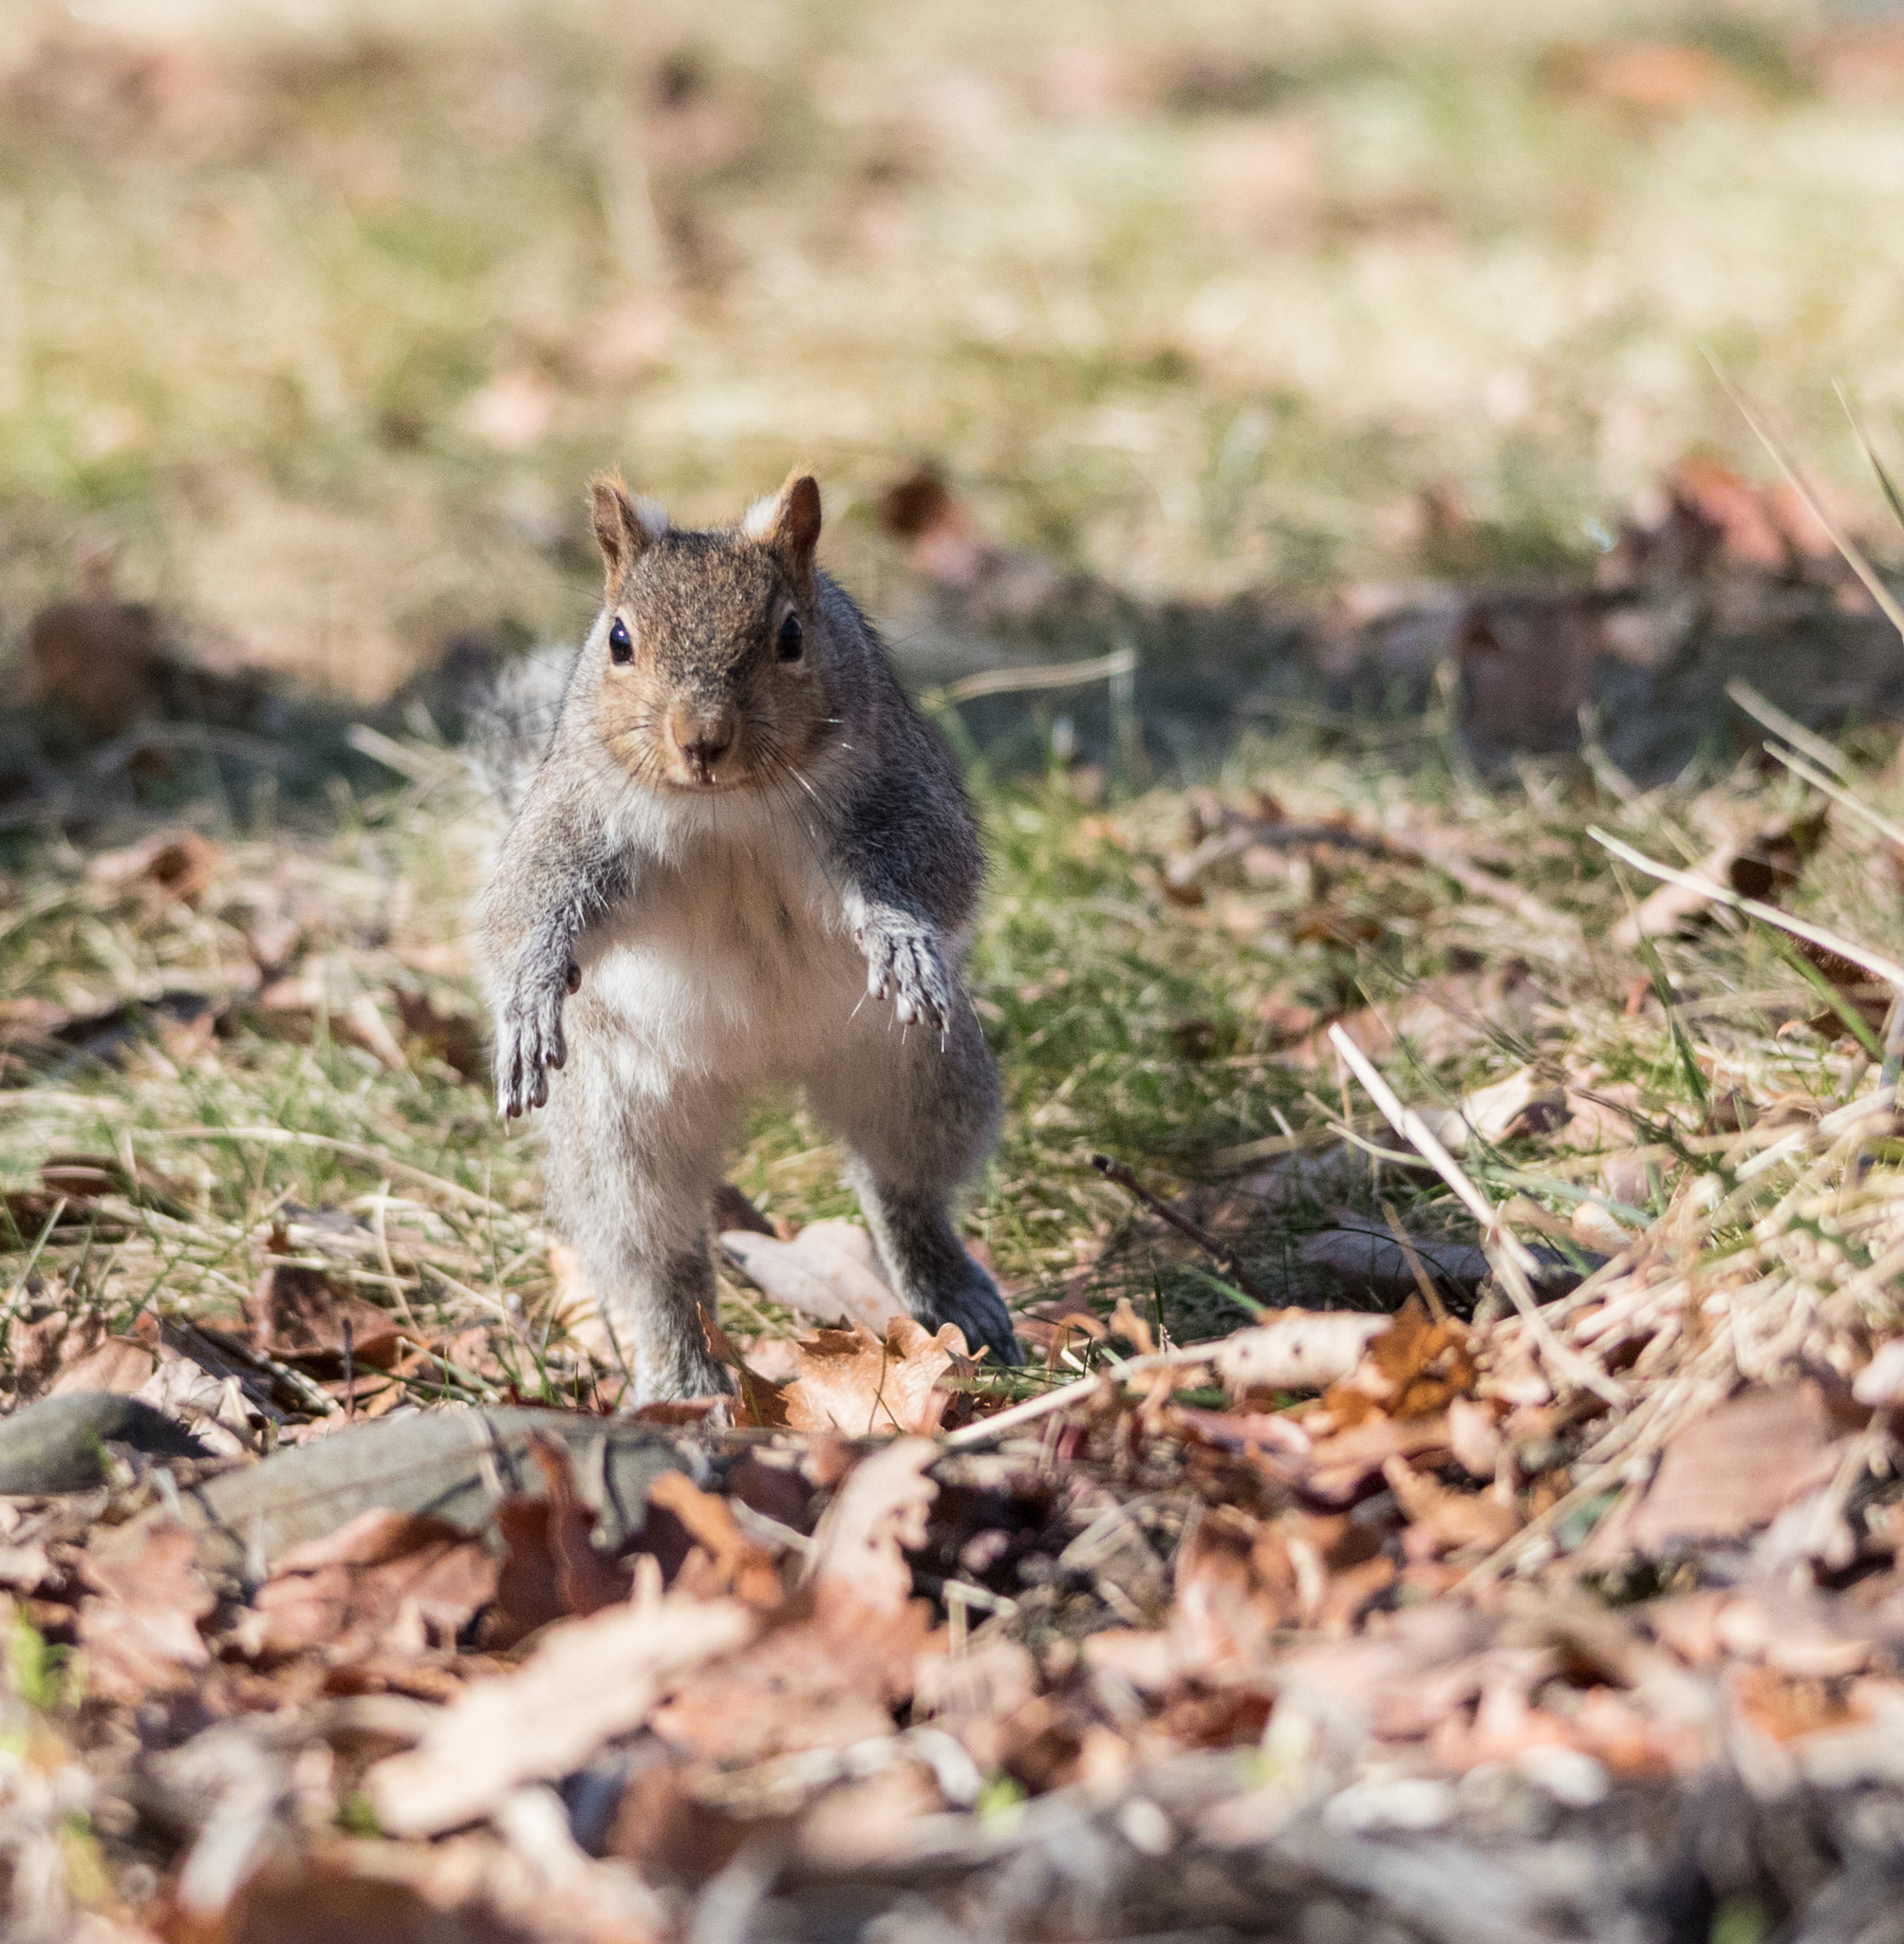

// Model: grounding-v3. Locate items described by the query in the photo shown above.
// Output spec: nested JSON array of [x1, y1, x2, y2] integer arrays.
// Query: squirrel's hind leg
[[543, 1037, 737, 1405], [805, 1002, 1023, 1369]]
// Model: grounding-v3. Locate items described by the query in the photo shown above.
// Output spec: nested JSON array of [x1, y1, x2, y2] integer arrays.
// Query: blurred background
[[7, 0, 1904, 760]]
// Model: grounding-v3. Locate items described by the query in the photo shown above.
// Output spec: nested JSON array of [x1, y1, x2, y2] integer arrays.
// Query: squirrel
[[474, 467, 1024, 1403]]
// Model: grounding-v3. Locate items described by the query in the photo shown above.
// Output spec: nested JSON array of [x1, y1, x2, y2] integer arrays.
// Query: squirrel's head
[[584, 466, 834, 795]]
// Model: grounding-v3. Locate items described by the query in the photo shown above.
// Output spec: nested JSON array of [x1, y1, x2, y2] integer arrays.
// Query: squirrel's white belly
[[575, 828, 866, 1082]]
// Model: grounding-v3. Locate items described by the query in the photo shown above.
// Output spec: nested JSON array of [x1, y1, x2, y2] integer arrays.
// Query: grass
[[7, 0, 1904, 704], [6, 699, 1903, 1407]]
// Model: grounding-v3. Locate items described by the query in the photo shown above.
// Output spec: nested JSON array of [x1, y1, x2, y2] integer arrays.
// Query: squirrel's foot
[[494, 978, 569, 1118], [922, 1262, 1024, 1371], [860, 920, 953, 1034]]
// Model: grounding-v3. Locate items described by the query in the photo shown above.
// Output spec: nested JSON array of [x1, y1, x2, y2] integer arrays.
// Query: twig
[[1327, 1025, 1628, 1409], [1089, 1154, 1274, 1307], [942, 1342, 1220, 1450], [1380, 1198, 1449, 1325], [934, 645, 1137, 705]]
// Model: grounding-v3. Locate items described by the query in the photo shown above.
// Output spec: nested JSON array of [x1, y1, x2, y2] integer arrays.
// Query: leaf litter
[[14, 664, 1904, 1935]]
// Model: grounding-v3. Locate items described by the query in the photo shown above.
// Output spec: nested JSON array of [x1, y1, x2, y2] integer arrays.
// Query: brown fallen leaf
[[780, 1318, 963, 1436], [77, 1521, 215, 1703], [1384, 1454, 1520, 1559], [1170, 1505, 1304, 1674], [253, 1506, 498, 1659], [650, 1440, 941, 1765], [1332, 1301, 1477, 1420], [646, 1470, 785, 1608], [719, 1220, 908, 1334], [246, 1258, 404, 1372], [1589, 1385, 1854, 1561], [47, 1335, 158, 1396], [366, 1589, 756, 1836], [489, 1437, 633, 1643], [84, 828, 224, 906]]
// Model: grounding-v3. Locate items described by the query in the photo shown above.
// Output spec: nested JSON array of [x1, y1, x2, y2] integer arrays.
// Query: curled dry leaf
[[84, 828, 224, 906], [720, 1220, 908, 1334], [1211, 1309, 1389, 1396], [809, 1436, 939, 1620], [490, 1439, 633, 1641], [781, 1318, 964, 1437], [649, 1440, 941, 1766], [247, 1260, 403, 1372], [1611, 813, 1822, 949], [367, 1592, 756, 1836]]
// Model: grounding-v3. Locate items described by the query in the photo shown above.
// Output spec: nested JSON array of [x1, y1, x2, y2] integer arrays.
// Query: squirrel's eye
[[776, 611, 804, 663], [608, 617, 633, 664]]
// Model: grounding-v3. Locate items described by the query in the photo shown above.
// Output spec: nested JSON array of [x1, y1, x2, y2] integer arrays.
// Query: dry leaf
[[1211, 1310, 1389, 1396], [650, 1441, 940, 1765], [85, 828, 224, 905], [47, 1335, 158, 1397], [253, 1507, 497, 1659], [489, 1437, 635, 1644], [247, 1260, 403, 1372], [646, 1470, 784, 1608], [809, 1437, 939, 1621], [1596, 1386, 1852, 1560], [367, 1592, 756, 1836], [77, 1521, 215, 1703], [1612, 814, 1822, 948], [1417, 1065, 1568, 1148], [720, 1221, 908, 1334], [780, 1318, 962, 1436]]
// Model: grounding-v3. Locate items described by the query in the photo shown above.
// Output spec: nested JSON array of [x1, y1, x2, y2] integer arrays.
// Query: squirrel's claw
[[494, 977, 569, 1119], [860, 921, 951, 1035]]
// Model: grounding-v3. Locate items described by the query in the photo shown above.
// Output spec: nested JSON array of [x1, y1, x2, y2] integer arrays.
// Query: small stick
[[1328, 1026, 1628, 1409], [943, 1342, 1220, 1450], [343, 1316, 355, 1423], [1089, 1154, 1275, 1308], [1380, 1198, 1450, 1326]]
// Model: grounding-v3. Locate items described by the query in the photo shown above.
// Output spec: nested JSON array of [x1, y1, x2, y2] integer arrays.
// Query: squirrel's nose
[[670, 705, 737, 783]]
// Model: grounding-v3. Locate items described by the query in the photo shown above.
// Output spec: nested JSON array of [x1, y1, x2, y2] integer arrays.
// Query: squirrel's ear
[[746, 469, 822, 587], [588, 471, 663, 584]]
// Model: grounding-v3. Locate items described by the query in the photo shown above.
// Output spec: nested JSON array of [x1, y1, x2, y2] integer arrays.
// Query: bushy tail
[[461, 644, 576, 821]]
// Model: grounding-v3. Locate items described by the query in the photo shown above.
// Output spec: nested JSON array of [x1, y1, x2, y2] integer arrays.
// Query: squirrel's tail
[[461, 644, 575, 821]]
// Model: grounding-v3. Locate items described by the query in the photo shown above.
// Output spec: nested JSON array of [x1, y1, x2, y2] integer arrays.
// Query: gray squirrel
[[474, 467, 1023, 1402]]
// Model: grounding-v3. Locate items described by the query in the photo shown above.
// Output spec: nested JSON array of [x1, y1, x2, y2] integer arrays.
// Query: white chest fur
[[573, 794, 866, 1081]]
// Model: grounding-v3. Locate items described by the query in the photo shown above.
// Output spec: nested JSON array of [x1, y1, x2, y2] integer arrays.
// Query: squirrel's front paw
[[860, 921, 952, 1033], [494, 977, 569, 1118]]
